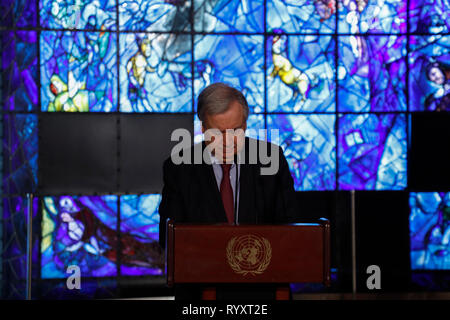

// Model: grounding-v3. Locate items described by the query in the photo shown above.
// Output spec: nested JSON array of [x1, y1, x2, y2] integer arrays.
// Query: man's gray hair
[[197, 83, 249, 123]]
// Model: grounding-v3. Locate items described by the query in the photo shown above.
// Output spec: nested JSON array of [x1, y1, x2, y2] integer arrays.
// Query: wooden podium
[[166, 219, 330, 300]]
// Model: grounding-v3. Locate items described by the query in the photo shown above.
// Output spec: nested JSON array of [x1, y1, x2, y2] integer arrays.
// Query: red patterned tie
[[220, 164, 234, 225]]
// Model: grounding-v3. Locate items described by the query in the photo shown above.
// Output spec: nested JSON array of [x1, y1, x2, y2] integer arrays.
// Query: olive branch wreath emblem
[[226, 235, 272, 276]]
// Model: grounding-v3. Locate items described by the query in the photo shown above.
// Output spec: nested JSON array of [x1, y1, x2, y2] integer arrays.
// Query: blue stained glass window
[[267, 114, 336, 191], [410, 0, 449, 34], [194, 0, 263, 33], [1, 31, 38, 112], [338, 113, 407, 190], [409, 35, 450, 112], [1, 0, 37, 28], [194, 35, 264, 114], [2, 196, 40, 297], [245, 114, 266, 140], [2, 114, 38, 194], [40, 31, 117, 112], [267, 0, 335, 34], [119, 0, 190, 32], [1, 0, 449, 292], [267, 34, 335, 112], [39, 278, 118, 299], [338, 0, 407, 34], [338, 35, 407, 112], [120, 194, 164, 276], [410, 192, 450, 270], [119, 33, 192, 112], [194, 114, 202, 144], [41, 195, 118, 278], [40, 0, 116, 30]]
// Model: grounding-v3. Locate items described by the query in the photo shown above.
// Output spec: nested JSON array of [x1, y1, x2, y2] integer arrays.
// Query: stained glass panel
[[119, 33, 192, 112], [39, 278, 118, 299], [267, 114, 336, 191], [194, 35, 264, 113], [1, 31, 38, 112], [1, 196, 39, 299], [409, 35, 450, 112], [0, 0, 37, 28], [245, 114, 266, 140], [338, 35, 407, 112], [2, 114, 38, 194], [194, 114, 202, 144], [267, 34, 335, 112], [410, 192, 450, 270], [40, 0, 116, 30], [119, 0, 190, 32], [194, 0, 263, 33], [119, 194, 164, 276], [40, 31, 117, 112], [41, 195, 118, 278], [338, 113, 407, 190], [410, 0, 449, 34], [267, 0, 335, 34], [338, 0, 407, 34]]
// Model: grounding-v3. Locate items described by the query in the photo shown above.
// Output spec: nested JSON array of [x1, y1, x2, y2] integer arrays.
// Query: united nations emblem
[[226, 234, 272, 276]]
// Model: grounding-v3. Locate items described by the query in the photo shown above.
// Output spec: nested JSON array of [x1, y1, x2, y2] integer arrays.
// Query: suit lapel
[[237, 161, 251, 223], [237, 137, 257, 224], [198, 143, 227, 222]]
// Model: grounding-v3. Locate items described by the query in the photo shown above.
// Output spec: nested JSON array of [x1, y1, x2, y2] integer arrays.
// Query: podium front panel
[[167, 222, 330, 285]]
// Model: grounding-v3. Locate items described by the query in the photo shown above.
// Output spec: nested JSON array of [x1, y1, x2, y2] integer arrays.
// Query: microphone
[[234, 153, 239, 225]]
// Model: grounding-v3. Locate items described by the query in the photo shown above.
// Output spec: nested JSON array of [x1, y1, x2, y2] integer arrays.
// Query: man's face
[[202, 100, 247, 163]]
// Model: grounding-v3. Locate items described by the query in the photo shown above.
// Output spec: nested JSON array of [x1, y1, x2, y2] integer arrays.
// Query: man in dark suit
[[159, 83, 299, 299]]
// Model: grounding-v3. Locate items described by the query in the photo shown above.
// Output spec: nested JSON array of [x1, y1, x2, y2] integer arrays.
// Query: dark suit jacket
[[158, 137, 299, 299], [159, 137, 299, 248]]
